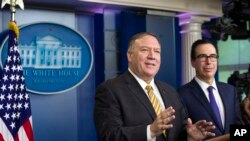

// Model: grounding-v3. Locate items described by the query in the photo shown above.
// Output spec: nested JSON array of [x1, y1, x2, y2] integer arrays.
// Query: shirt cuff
[[147, 125, 156, 141]]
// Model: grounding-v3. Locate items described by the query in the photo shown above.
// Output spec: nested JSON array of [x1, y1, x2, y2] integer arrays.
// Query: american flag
[[0, 22, 34, 141]]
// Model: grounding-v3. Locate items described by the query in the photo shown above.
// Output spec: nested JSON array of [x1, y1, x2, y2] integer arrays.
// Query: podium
[[205, 134, 229, 141]]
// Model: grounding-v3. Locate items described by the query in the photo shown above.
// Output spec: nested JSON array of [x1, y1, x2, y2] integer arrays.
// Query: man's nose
[[148, 50, 155, 59]]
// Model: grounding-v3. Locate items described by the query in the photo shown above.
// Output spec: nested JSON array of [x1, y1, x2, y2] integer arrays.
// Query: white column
[[178, 15, 211, 85]]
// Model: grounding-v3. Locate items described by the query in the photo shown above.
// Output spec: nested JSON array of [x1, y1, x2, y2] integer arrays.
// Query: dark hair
[[127, 32, 160, 53], [191, 39, 218, 61]]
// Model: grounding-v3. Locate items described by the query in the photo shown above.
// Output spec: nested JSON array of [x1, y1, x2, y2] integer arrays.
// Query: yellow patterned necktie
[[145, 84, 167, 138], [145, 85, 162, 115]]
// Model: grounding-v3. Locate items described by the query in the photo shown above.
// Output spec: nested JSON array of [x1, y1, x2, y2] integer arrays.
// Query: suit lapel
[[124, 71, 156, 119], [191, 79, 224, 132], [190, 79, 212, 113], [155, 81, 171, 109]]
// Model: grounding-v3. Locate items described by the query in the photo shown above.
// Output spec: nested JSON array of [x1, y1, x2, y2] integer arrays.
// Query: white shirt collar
[[194, 76, 218, 91], [128, 68, 165, 109], [128, 68, 155, 89]]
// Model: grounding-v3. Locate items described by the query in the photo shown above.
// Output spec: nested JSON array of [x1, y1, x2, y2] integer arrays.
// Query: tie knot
[[145, 85, 153, 92], [207, 86, 214, 93]]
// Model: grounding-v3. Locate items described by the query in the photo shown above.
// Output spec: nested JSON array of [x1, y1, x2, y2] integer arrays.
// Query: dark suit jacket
[[94, 71, 188, 141], [178, 79, 242, 139]]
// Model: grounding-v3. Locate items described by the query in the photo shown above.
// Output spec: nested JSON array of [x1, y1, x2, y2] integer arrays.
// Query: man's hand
[[150, 106, 175, 138], [186, 118, 216, 141]]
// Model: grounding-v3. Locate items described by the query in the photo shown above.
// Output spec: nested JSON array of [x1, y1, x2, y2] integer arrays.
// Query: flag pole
[[0, 1, 34, 141], [1, 0, 25, 21], [1, 0, 25, 37]]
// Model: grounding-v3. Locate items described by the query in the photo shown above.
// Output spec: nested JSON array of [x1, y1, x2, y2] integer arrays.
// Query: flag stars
[[24, 102, 29, 109], [3, 75, 8, 82], [8, 84, 14, 91], [11, 65, 17, 72], [5, 103, 11, 110], [10, 122, 15, 129], [17, 112, 20, 119], [0, 94, 5, 101], [17, 58, 20, 63], [17, 103, 22, 110], [15, 84, 19, 91], [9, 46, 14, 52], [1, 84, 7, 91], [7, 56, 12, 62], [20, 84, 24, 91], [14, 45, 18, 52], [12, 103, 17, 110], [7, 93, 13, 101], [14, 94, 18, 100], [0, 29, 34, 137], [25, 94, 29, 100], [4, 65, 10, 72], [11, 112, 17, 120], [0, 104, 3, 110], [17, 65, 21, 72], [13, 55, 17, 62], [4, 113, 10, 120], [21, 76, 25, 81], [18, 94, 23, 100], [10, 74, 15, 81], [16, 75, 20, 81]]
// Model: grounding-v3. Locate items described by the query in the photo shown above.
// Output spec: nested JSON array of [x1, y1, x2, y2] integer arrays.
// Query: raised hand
[[150, 106, 175, 137], [186, 118, 216, 141]]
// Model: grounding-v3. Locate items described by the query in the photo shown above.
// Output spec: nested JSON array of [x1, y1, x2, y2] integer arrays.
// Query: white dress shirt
[[194, 77, 225, 128]]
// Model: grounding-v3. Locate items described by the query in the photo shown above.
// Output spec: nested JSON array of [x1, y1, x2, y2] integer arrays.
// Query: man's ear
[[127, 52, 131, 62], [191, 59, 195, 68]]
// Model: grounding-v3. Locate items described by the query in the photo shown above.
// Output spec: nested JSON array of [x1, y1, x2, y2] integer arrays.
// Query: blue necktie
[[207, 86, 223, 129]]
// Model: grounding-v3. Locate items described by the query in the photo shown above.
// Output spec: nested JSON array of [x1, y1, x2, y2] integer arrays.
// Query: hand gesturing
[[186, 118, 216, 141]]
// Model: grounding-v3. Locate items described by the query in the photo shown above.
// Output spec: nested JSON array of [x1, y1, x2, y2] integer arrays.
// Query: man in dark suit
[[94, 33, 215, 141], [178, 39, 242, 140]]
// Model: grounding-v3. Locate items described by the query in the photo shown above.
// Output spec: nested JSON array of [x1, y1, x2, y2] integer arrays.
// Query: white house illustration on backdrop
[[19, 35, 82, 69]]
